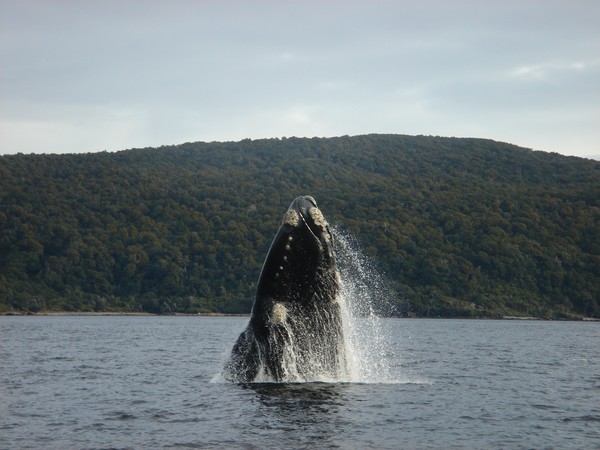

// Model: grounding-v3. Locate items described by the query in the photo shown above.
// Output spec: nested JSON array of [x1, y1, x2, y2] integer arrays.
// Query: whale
[[224, 195, 347, 382]]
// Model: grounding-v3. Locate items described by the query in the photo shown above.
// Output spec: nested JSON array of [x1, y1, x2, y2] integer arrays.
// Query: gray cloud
[[1, 0, 598, 156]]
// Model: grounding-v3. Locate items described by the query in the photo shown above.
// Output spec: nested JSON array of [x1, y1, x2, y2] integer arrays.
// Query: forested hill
[[1, 134, 599, 318]]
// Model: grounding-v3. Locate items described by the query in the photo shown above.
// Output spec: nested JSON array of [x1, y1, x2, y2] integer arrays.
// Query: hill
[[1, 134, 598, 318]]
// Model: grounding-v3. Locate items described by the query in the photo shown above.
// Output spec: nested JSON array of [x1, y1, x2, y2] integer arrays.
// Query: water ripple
[[0, 316, 598, 449]]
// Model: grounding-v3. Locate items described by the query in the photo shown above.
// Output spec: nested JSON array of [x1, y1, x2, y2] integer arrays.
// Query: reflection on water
[[240, 382, 350, 447], [243, 382, 345, 410]]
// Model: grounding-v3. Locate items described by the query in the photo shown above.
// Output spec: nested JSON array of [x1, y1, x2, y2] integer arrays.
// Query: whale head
[[254, 195, 338, 312]]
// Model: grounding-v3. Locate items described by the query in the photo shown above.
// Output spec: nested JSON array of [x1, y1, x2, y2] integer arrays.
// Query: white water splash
[[333, 227, 401, 383]]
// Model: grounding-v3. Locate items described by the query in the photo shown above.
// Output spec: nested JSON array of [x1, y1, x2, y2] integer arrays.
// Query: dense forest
[[1, 134, 598, 318]]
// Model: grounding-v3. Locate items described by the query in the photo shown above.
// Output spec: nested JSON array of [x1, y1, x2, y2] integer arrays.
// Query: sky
[[1, 0, 599, 158]]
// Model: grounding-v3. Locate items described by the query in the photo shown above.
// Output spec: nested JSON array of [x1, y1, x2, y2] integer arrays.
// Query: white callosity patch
[[309, 206, 333, 256], [308, 207, 328, 232], [282, 209, 300, 227], [308, 206, 332, 244], [270, 302, 288, 325]]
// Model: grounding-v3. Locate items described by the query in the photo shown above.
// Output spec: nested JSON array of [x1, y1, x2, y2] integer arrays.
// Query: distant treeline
[[1, 134, 598, 318]]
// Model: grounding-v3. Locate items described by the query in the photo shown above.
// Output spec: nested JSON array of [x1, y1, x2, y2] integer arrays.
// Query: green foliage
[[0, 134, 598, 318]]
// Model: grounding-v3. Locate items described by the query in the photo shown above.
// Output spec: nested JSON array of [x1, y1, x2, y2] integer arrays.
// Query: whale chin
[[224, 196, 347, 382]]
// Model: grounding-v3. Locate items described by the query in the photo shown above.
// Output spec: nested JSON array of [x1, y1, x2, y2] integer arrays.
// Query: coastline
[[1, 311, 596, 321], [0, 311, 250, 317]]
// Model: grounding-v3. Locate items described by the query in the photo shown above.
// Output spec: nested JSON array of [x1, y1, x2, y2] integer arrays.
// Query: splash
[[333, 227, 400, 383]]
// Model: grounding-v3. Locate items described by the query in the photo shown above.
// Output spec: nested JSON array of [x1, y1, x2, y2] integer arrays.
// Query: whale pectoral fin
[[224, 327, 259, 382]]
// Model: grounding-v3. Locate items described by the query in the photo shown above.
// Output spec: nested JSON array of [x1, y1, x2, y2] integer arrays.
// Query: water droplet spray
[[333, 227, 398, 383]]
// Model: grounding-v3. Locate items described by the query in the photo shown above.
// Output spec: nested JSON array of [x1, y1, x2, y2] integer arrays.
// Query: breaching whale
[[224, 195, 347, 382]]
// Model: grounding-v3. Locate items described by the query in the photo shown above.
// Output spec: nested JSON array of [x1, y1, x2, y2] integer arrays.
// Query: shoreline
[[0, 311, 250, 317], [1, 311, 597, 321]]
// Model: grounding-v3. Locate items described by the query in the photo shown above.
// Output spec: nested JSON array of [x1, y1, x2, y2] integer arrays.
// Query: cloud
[[509, 60, 598, 80], [1, 0, 599, 157]]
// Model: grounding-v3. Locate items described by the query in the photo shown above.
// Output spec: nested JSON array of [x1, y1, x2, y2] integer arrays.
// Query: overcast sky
[[1, 0, 599, 158]]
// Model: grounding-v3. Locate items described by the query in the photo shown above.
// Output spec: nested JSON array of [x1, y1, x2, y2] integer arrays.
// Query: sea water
[[1, 315, 598, 449]]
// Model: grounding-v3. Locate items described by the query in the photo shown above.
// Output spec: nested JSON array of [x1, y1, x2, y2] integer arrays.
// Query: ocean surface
[[0, 315, 598, 449]]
